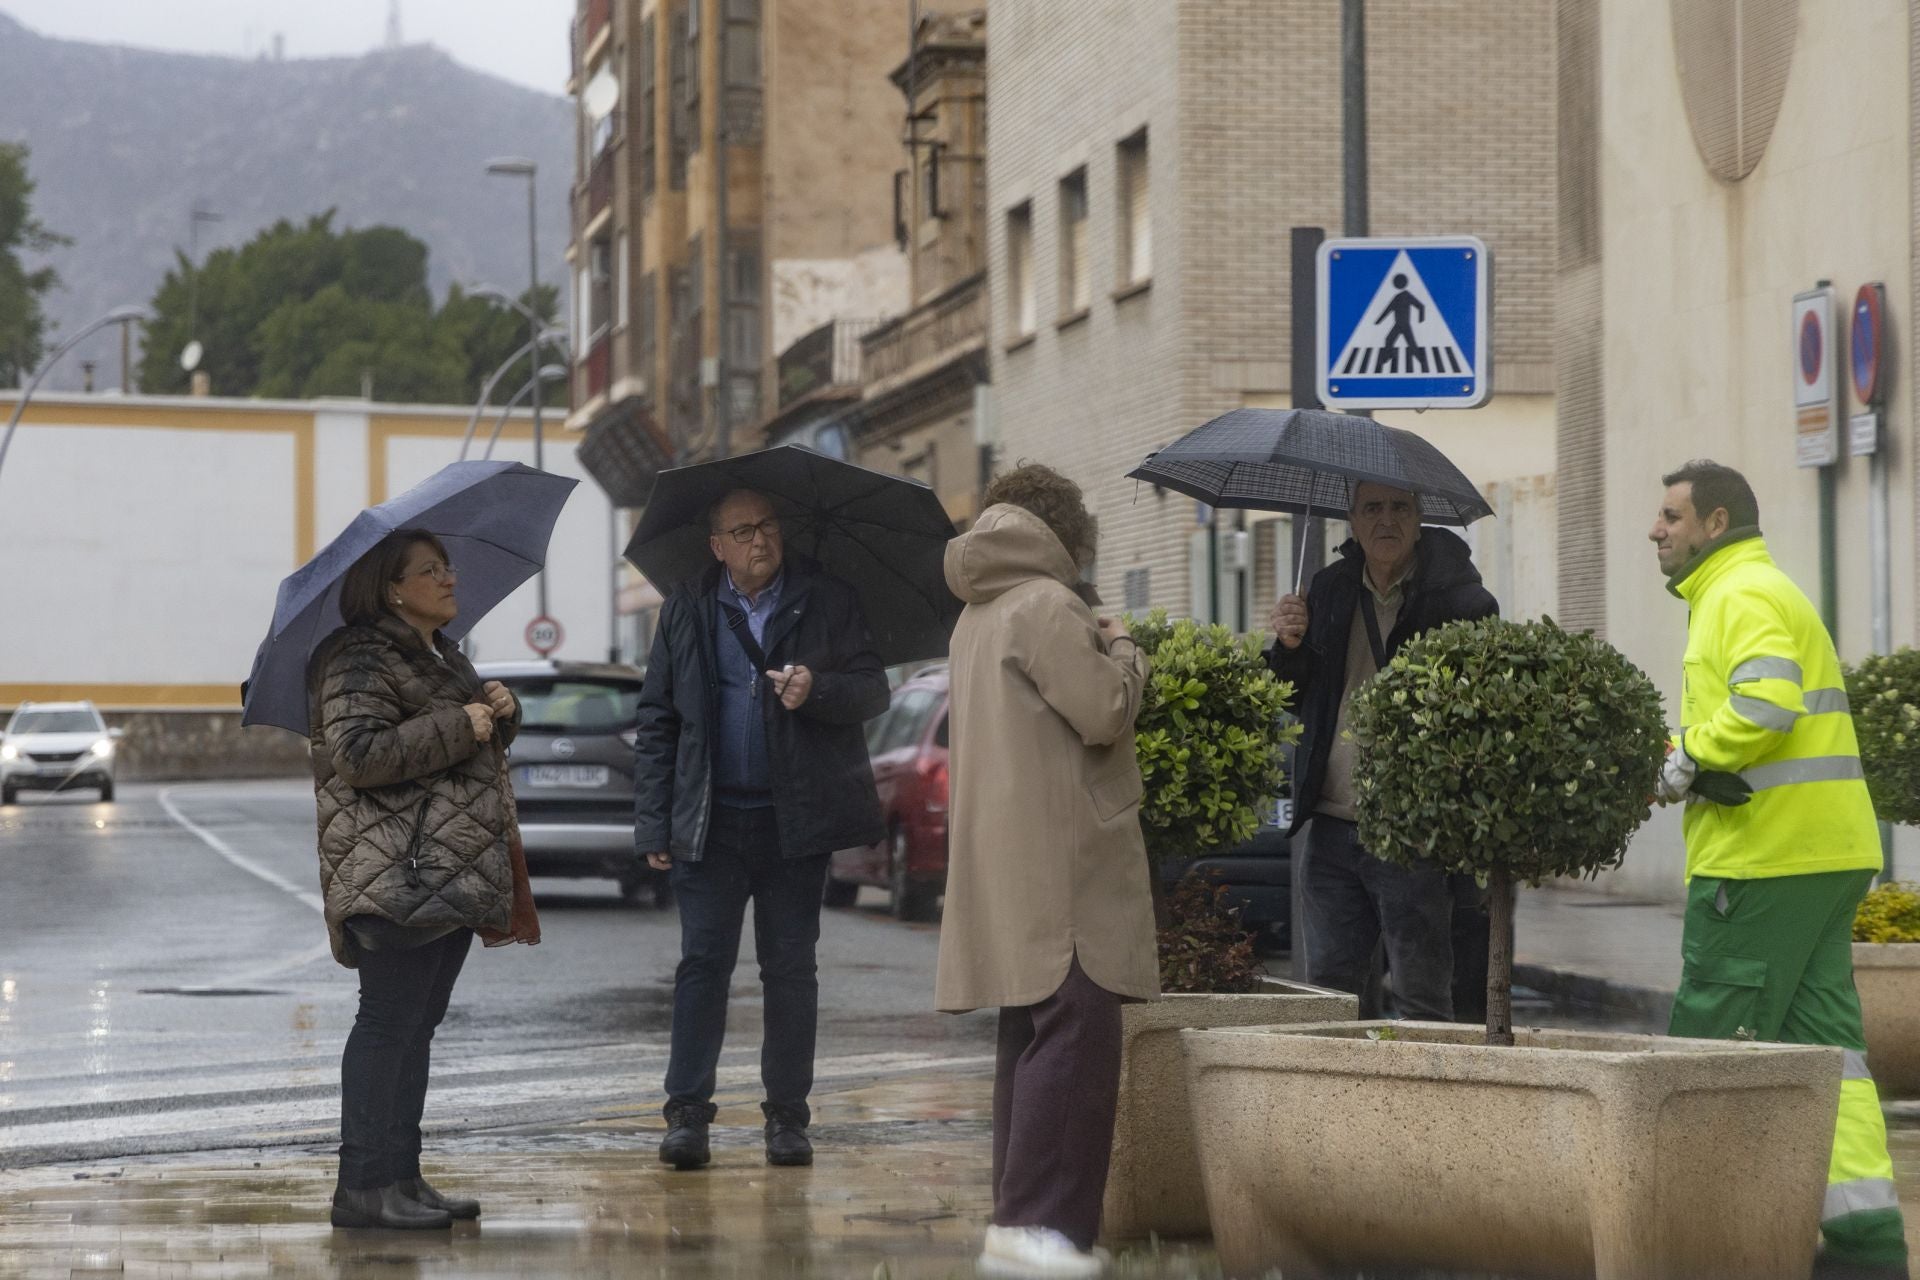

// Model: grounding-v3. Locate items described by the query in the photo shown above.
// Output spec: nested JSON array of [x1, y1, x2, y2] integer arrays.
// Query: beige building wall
[[988, 0, 1557, 620], [1566, 0, 1919, 898]]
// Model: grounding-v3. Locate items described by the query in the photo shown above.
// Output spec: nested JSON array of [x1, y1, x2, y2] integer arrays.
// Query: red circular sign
[[525, 615, 563, 656], [1852, 283, 1885, 406]]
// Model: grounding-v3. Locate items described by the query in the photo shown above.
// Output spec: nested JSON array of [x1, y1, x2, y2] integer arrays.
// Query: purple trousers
[[991, 958, 1125, 1251]]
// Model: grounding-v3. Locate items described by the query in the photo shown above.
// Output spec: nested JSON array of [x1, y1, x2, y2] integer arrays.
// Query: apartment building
[[986, 0, 1557, 629], [566, 0, 907, 511]]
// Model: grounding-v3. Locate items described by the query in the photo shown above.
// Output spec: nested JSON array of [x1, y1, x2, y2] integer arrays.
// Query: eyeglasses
[[397, 561, 459, 584], [719, 518, 782, 545]]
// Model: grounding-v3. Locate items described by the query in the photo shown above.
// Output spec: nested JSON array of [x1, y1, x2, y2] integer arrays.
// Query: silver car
[[0, 701, 121, 804], [477, 660, 665, 906]]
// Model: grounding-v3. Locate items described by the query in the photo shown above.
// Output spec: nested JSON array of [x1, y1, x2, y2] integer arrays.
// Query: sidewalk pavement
[[1512, 883, 1684, 1029], [0, 1067, 1222, 1280]]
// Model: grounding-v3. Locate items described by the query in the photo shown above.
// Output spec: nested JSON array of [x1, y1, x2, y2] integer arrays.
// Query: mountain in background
[[0, 10, 573, 394]]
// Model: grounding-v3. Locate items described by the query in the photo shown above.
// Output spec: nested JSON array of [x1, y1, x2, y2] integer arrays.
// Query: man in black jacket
[[633, 488, 888, 1171], [1268, 482, 1497, 1020]]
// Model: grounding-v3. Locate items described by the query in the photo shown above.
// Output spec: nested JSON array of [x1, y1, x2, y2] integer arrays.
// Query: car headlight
[[0, 744, 16, 762], [91, 738, 114, 756]]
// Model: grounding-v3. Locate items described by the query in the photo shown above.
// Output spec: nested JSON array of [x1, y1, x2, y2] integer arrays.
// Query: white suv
[[0, 701, 121, 805]]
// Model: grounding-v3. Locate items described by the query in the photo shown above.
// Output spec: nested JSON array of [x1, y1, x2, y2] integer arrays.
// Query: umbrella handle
[[1293, 494, 1315, 594]]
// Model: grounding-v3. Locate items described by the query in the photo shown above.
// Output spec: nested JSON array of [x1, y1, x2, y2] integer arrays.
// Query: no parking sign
[[1792, 286, 1837, 468]]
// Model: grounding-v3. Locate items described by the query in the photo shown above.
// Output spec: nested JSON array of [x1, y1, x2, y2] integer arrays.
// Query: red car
[[826, 666, 949, 921]]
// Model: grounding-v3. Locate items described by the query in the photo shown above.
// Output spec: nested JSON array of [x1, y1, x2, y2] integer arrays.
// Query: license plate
[[520, 764, 610, 789]]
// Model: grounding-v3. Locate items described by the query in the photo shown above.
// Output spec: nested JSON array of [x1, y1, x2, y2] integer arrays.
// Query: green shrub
[[1349, 616, 1667, 1043], [1845, 648, 1920, 828], [1128, 610, 1298, 865], [1855, 882, 1920, 944], [1158, 877, 1263, 994]]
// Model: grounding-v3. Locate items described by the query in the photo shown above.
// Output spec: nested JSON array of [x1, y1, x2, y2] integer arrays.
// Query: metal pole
[[610, 504, 623, 664], [459, 333, 550, 459], [1819, 462, 1838, 643], [1341, 0, 1369, 241], [120, 319, 131, 393], [1287, 225, 1323, 983], [0, 307, 150, 490], [1871, 440, 1894, 879], [522, 168, 549, 619]]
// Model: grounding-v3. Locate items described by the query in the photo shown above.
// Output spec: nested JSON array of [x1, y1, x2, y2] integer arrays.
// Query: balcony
[[777, 318, 883, 410], [584, 0, 612, 51], [860, 273, 986, 391], [583, 332, 611, 403], [586, 148, 615, 224]]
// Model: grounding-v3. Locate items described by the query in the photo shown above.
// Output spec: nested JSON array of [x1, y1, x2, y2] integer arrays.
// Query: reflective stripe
[[1729, 694, 1799, 732], [1824, 1178, 1902, 1221], [1741, 757, 1865, 791], [1843, 1049, 1873, 1081], [1805, 687, 1852, 715], [1730, 656, 1803, 686]]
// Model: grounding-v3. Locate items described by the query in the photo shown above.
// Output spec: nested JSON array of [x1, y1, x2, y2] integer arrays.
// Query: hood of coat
[[1333, 525, 1485, 594], [944, 504, 1081, 605]]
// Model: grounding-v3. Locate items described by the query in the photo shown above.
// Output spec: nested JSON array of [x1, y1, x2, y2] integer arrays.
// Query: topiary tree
[[1349, 617, 1667, 1045], [1845, 648, 1920, 828], [1129, 610, 1298, 866]]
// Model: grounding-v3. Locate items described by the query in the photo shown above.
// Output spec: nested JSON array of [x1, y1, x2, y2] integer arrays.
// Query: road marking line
[[157, 785, 324, 913]]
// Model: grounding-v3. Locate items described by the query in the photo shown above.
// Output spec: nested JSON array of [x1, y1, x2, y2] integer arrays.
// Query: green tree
[[434, 282, 562, 405], [136, 212, 562, 407], [0, 143, 70, 385]]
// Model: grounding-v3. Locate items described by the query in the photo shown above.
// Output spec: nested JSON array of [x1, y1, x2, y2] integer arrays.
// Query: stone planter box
[[1855, 942, 1920, 1098], [1101, 978, 1356, 1241], [1181, 1021, 1839, 1280]]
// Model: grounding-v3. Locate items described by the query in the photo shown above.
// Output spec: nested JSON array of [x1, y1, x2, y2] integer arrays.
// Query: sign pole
[[1288, 225, 1323, 983]]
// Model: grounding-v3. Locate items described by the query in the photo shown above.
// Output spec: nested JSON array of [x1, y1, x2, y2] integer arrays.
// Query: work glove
[[1690, 768, 1753, 807], [1653, 739, 1753, 807], [1653, 740, 1697, 805]]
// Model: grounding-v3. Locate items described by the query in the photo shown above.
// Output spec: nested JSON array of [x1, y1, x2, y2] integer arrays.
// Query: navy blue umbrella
[[241, 460, 578, 734]]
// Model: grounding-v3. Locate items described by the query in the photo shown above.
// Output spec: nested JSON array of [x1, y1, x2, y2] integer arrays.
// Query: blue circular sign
[[1852, 284, 1884, 406], [1800, 310, 1823, 386]]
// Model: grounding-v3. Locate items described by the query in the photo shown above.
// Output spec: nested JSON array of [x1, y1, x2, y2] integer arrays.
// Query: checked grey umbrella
[[241, 460, 578, 735], [624, 446, 960, 667], [1126, 407, 1493, 585]]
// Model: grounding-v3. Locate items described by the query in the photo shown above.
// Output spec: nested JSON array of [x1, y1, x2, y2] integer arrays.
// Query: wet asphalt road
[[0, 780, 994, 1168]]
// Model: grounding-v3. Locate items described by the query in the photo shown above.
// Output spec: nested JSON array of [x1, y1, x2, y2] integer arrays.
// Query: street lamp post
[[459, 326, 569, 461], [186, 205, 223, 348], [481, 365, 568, 461], [0, 306, 151, 491], [486, 157, 548, 621]]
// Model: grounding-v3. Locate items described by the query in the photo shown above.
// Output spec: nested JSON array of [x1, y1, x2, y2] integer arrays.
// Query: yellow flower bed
[[1854, 881, 1920, 944]]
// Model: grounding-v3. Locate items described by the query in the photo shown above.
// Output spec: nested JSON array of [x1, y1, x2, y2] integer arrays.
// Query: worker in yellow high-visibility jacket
[[1651, 460, 1908, 1280]]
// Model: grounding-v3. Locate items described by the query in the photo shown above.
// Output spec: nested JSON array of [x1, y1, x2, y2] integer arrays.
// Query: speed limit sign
[[526, 615, 563, 656]]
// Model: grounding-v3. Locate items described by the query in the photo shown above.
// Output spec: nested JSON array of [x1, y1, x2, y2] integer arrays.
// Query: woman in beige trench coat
[[936, 464, 1159, 1280]]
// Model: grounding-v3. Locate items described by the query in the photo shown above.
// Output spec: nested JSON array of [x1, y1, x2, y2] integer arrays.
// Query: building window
[[921, 142, 945, 221], [588, 236, 613, 340], [668, 3, 690, 188], [616, 232, 630, 329], [722, 0, 762, 142], [638, 269, 658, 391], [1123, 567, 1151, 612], [1059, 168, 1089, 315], [638, 15, 657, 199], [726, 235, 760, 370], [576, 265, 590, 352], [1006, 201, 1034, 338], [686, 0, 702, 155], [1118, 129, 1150, 286]]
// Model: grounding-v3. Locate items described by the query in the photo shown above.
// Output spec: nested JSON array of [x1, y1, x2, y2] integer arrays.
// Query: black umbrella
[[1126, 406, 1494, 586], [624, 446, 960, 667]]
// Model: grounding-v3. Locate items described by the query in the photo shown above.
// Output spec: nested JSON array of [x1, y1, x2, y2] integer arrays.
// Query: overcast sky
[[2, 0, 575, 96]]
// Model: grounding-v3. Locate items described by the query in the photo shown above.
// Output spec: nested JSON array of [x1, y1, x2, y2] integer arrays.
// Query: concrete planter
[[1181, 1021, 1840, 1280], [1101, 978, 1356, 1241], [1854, 942, 1920, 1098]]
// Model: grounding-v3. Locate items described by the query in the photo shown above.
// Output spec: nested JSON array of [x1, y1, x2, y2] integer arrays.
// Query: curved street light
[[468, 282, 544, 329], [458, 327, 569, 461], [0, 305, 153, 490], [482, 364, 568, 461]]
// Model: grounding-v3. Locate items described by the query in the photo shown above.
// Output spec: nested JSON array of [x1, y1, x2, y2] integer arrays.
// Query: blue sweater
[[711, 570, 783, 807]]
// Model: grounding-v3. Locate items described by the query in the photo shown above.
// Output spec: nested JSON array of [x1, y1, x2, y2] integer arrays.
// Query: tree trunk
[[1485, 868, 1515, 1047]]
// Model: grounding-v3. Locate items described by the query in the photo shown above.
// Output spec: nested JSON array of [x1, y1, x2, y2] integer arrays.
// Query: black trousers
[[337, 927, 472, 1190], [664, 804, 830, 1120], [992, 958, 1124, 1252], [1302, 817, 1456, 1021]]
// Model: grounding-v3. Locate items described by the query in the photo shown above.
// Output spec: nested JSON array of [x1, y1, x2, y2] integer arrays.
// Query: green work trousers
[[1669, 869, 1908, 1270]]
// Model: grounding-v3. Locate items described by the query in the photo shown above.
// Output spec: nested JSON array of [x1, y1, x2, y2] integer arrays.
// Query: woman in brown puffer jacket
[[307, 527, 539, 1231]]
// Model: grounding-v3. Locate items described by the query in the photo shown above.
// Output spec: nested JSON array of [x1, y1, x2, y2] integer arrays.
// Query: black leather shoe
[[396, 1175, 480, 1220], [330, 1183, 452, 1230], [659, 1100, 715, 1170], [763, 1104, 813, 1167]]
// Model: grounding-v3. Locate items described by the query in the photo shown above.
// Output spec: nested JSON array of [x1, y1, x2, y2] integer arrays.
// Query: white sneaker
[[975, 1225, 1108, 1278]]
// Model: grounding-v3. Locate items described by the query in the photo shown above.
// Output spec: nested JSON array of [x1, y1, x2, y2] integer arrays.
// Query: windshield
[[508, 680, 644, 733], [7, 709, 103, 735]]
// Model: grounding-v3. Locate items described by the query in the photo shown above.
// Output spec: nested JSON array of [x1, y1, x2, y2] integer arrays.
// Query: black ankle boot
[[659, 1100, 715, 1170], [395, 1175, 480, 1219], [763, 1103, 813, 1167], [330, 1183, 453, 1229]]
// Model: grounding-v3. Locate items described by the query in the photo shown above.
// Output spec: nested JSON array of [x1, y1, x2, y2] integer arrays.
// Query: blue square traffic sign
[[1316, 235, 1492, 409]]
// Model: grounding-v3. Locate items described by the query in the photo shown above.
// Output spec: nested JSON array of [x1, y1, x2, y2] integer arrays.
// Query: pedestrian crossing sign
[[1316, 235, 1492, 409]]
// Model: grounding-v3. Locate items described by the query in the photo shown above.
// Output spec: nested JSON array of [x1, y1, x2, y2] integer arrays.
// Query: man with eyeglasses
[[632, 487, 889, 1172]]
